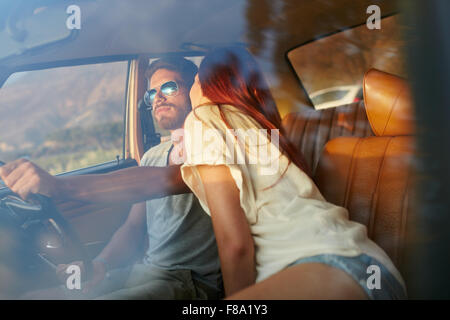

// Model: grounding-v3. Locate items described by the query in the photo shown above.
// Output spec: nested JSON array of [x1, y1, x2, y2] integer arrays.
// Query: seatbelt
[[138, 98, 161, 152]]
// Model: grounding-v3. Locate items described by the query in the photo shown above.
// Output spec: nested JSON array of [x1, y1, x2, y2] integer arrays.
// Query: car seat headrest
[[363, 68, 414, 136]]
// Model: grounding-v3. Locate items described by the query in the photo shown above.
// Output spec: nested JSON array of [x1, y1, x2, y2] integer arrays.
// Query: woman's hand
[[196, 164, 256, 296]]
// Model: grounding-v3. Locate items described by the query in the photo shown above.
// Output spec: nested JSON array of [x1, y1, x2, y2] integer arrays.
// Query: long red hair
[[198, 46, 310, 177]]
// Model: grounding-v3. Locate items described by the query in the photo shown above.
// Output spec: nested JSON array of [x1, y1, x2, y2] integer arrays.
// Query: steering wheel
[[0, 190, 93, 282]]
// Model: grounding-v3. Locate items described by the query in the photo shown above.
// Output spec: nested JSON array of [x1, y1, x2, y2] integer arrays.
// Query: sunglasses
[[144, 81, 180, 107]]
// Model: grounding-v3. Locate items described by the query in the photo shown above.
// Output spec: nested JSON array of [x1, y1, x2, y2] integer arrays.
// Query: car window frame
[[0, 54, 137, 181], [285, 12, 399, 110]]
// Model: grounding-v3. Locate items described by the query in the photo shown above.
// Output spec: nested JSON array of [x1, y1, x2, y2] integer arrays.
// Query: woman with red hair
[[181, 46, 406, 299]]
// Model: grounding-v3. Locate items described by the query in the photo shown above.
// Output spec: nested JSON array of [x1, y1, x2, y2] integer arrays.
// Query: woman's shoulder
[[188, 103, 222, 120], [184, 104, 259, 130]]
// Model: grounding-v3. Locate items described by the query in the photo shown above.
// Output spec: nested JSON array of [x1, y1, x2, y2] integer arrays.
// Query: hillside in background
[[0, 61, 128, 173]]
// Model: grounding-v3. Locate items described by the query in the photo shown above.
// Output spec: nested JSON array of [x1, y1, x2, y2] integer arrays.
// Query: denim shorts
[[287, 253, 407, 300]]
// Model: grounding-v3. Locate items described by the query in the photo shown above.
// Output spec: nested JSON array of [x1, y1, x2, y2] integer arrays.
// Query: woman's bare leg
[[226, 262, 368, 300]]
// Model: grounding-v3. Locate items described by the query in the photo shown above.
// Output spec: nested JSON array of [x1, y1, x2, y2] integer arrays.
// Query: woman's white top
[[180, 104, 405, 287]]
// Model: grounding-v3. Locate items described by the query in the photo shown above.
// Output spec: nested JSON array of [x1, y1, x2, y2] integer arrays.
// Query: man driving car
[[0, 57, 223, 300]]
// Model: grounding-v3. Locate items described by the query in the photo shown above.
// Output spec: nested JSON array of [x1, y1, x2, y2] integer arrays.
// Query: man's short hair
[[145, 57, 198, 89]]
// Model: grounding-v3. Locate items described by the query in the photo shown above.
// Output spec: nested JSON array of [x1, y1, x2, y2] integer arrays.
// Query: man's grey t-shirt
[[140, 140, 222, 292]]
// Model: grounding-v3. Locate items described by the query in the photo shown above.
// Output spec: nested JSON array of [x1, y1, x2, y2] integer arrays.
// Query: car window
[[0, 61, 128, 174], [311, 89, 349, 105], [287, 15, 406, 110]]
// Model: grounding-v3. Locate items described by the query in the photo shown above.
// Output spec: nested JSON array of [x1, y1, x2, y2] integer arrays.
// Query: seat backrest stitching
[[368, 190, 379, 239], [363, 75, 380, 136], [399, 155, 412, 268], [382, 88, 403, 136], [343, 138, 363, 209], [368, 137, 392, 241], [315, 109, 334, 172]]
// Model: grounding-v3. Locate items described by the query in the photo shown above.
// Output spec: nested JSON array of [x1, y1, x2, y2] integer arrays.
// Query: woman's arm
[[196, 164, 256, 297]]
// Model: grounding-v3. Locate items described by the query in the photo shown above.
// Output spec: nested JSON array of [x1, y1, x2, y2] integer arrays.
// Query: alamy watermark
[[366, 264, 381, 290], [66, 5, 81, 30], [367, 5, 381, 30], [173, 120, 282, 175], [63, 5, 382, 38], [64, 262, 382, 291], [65, 264, 81, 290]]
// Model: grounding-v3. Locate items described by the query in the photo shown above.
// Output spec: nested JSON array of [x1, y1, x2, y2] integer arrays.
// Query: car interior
[[0, 0, 448, 300]]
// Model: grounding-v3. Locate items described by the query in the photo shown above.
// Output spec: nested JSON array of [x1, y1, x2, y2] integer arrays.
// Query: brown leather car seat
[[282, 100, 373, 175], [314, 69, 415, 270]]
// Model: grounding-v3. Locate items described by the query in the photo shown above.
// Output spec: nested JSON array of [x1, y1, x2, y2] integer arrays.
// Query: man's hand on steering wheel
[[0, 161, 94, 286], [0, 159, 61, 201]]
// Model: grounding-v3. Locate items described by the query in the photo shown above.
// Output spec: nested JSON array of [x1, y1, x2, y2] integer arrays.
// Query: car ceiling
[[0, 0, 399, 113], [0, 0, 398, 69]]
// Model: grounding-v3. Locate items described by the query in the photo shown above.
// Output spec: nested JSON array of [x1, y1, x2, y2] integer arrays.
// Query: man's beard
[[155, 104, 189, 130]]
